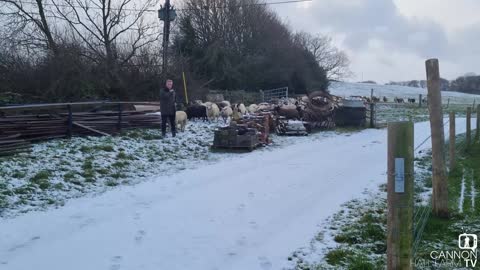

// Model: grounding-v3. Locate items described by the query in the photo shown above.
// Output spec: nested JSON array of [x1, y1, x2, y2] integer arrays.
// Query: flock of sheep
[[171, 94, 427, 132], [173, 98, 305, 132], [358, 95, 427, 104]]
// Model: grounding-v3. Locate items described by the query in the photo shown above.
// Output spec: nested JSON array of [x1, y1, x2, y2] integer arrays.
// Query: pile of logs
[[0, 103, 161, 155]]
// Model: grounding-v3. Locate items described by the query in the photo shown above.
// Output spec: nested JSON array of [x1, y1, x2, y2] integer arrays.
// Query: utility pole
[[159, 0, 176, 79]]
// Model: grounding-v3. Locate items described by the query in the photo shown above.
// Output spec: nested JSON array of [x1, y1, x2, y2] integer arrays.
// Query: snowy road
[[0, 119, 474, 270]]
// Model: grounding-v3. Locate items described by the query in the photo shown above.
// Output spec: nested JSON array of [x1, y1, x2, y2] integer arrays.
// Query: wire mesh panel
[[261, 87, 288, 103]]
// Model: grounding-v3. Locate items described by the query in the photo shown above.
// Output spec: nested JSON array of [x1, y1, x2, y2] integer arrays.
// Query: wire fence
[[373, 102, 477, 127], [411, 113, 477, 256]]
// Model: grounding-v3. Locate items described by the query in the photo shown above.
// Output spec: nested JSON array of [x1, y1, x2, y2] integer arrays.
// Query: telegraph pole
[[159, 0, 176, 79]]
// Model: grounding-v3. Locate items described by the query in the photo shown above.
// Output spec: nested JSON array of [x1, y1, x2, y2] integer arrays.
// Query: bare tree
[[0, 0, 58, 54], [51, 0, 159, 67], [295, 32, 351, 80]]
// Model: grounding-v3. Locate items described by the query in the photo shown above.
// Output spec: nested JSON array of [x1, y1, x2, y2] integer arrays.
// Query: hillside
[[329, 82, 480, 104]]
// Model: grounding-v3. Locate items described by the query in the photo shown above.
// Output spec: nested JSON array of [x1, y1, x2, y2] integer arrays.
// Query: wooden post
[[449, 111, 456, 171], [67, 105, 73, 137], [419, 94, 422, 107], [117, 103, 123, 132], [370, 102, 375, 128], [446, 98, 450, 109], [476, 105, 480, 141], [466, 107, 471, 147], [370, 88, 374, 101], [425, 58, 449, 218], [387, 121, 414, 270]]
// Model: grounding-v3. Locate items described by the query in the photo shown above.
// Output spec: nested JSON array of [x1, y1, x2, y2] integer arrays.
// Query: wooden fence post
[[370, 102, 375, 128], [466, 107, 471, 148], [117, 103, 123, 132], [387, 121, 414, 270], [449, 111, 456, 171], [476, 105, 480, 141], [67, 104, 73, 137], [419, 94, 422, 107], [425, 58, 449, 218]]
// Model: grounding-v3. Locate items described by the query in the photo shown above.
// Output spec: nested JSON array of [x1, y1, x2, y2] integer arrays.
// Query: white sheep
[[238, 103, 247, 114], [232, 104, 244, 121], [175, 111, 188, 132], [221, 106, 233, 123], [206, 103, 220, 121], [257, 102, 272, 111], [247, 104, 258, 114], [219, 100, 231, 108]]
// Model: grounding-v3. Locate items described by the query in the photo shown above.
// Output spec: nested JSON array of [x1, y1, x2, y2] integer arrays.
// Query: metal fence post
[[387, 121, 414, 270], [425, 58, 449, 218]]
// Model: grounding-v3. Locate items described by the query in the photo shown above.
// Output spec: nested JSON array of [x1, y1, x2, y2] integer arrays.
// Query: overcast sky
[[272, 0, 480, 83]]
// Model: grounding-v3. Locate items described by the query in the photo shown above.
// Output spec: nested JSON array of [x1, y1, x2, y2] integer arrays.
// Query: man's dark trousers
[[161, 114, 176, 136]]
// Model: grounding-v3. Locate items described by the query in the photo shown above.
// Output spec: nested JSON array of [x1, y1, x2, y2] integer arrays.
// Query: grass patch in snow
[[413, 139, 480, 267], [29, 170, 51, 190]]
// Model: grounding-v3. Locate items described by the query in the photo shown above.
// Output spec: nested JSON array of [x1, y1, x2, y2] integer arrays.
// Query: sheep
[[238, 103, 247, 114], [186, 104, 208, 121], [175, 111, 188, 132], [221, 106, 233, 123], [394, 97, 404, 103], [372, 96, 380, 103], [248, 104, 259, 114], [257, 102, 272, 112], [408, 98, 416, 103], [218, 100, 231, 109], [232, 104, 244, 121], [383, 96, 388, 102], [206, 103, 220, 121]]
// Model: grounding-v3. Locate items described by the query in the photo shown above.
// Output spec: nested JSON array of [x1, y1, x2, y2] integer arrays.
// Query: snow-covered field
[[0, 119, 475, 270], [330, 82, 480, 104]]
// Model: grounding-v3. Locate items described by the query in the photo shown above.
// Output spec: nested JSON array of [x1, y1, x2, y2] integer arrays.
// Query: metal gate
[[261, 87, 288, 103]]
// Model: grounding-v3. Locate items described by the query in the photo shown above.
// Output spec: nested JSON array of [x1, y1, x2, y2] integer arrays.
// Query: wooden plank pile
[[0, 109, 161, 156], [0, 134, 30, 156]]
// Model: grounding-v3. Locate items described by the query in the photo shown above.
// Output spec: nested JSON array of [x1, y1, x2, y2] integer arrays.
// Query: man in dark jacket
[[159, 79, 176, 137]]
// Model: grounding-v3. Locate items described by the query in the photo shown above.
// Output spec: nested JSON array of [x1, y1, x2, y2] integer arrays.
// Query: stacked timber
[[0, 110, 161, 155], [0, 134, 30, 156]]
